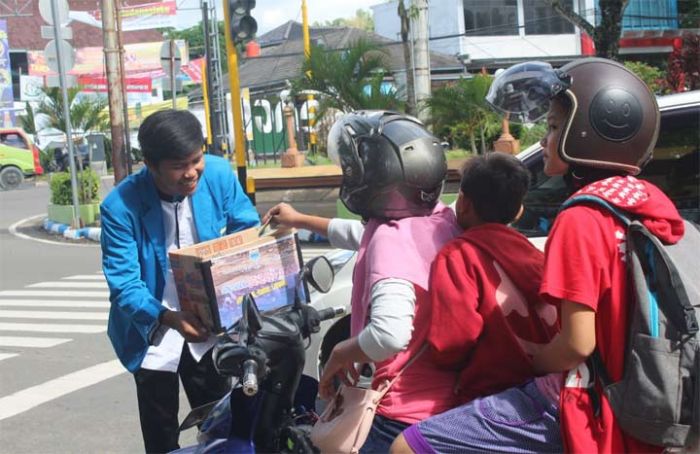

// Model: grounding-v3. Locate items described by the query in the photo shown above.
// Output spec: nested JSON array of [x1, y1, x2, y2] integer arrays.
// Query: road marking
[[0, 359, 125, 421], [0, 336, 71, 348], [0, 290, 109, 298], [0, 353, 18, 362], [0, 299, 107, 308], [0, 323, 105, 333], [62, 275, 105, 280], [0, 310, 108, 320], [8, 214, 97, 248], [28, 282, 108, 289]]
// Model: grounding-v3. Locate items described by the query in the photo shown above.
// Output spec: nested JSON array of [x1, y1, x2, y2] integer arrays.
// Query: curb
[[43, 219, 101, 242], [41, 220, 327, 244]]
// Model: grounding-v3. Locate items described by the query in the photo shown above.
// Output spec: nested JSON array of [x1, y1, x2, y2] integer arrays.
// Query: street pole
[[201, 1, 221, 154], [115, 0, 132, 175], [50, 0, 81, 228], [413, 0, 431, 123], [301, 0, 316, 153], [223, 0, 250, 196], [170, 39, 177, 109], [101, 0, 128, 184]]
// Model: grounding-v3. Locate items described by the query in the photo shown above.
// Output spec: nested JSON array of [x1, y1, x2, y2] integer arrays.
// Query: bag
[[562, 195, 700, 448], [309, 345, 426, 454]]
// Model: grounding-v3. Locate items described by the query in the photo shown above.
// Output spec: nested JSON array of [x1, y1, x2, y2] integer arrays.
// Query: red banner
[[78, 76, 153, 93]]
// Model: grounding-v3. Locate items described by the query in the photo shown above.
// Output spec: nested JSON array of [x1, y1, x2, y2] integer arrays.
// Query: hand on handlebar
[[318, 338, 367, 400], [161, 310, 210, 343]]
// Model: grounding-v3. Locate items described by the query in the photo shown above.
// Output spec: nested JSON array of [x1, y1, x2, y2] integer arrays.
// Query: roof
[[6, 0, 163, 51], [227, 23, 464, 95]]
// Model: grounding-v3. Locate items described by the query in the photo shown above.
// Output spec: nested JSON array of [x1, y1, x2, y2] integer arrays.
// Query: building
[[372, 0, 689, 70]]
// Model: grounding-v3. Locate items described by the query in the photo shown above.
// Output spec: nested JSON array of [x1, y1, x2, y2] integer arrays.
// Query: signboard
[[38, 0, 69, 25], [68, 1, 177, 31], [0, 20, 14, 126], [78, 75, 153, 93], [44, 39, 75, 73], [20, 75, 45, 101]]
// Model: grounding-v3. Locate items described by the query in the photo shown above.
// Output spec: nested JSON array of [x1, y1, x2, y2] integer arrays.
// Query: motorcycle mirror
[[304, 256, 334, 294], [241, 294, 263, 337]]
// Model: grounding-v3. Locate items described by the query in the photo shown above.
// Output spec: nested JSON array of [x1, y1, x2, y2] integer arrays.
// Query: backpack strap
[[560, 194, 632, 227]]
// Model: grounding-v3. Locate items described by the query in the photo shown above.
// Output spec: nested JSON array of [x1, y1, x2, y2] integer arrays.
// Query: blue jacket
[[100, 155, 259, 372]]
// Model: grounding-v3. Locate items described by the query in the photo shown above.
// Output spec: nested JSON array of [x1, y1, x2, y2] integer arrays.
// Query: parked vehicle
[[173, 256, 345, 453], [305, 90, 700, 382], [0, 128, 43, 190]]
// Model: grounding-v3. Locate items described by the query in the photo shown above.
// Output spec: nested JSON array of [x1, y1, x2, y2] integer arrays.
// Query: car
[[0, 128, 44, 190], [303, 90, 700, 382]]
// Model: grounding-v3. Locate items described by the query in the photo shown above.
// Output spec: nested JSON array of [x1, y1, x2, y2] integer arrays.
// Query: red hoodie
[[540, 175, 685, 453], [428, 223, 559, 404]]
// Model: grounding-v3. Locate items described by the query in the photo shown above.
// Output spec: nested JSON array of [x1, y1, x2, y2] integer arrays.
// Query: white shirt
[[140, 197, 217, 372]]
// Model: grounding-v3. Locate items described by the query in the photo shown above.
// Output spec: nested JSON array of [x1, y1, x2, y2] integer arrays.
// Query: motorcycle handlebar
[[316, 306, 346, 322], [241, 359, 259, 396]]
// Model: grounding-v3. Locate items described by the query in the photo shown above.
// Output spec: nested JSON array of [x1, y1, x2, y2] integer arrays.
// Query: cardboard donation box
[[169, 227, 304, 332]]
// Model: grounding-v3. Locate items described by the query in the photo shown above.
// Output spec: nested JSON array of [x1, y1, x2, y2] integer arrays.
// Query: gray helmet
[[327, 111, 446, 220], [486, 58, 660, 175]]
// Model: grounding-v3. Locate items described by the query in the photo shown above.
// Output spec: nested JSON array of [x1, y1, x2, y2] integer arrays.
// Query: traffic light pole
[[222, 0, 251, 200]]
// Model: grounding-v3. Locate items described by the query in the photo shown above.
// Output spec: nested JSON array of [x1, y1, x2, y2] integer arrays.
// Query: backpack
[[561, 195, 700, 449]]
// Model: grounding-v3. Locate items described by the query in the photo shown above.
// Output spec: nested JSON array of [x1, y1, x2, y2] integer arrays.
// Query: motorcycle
[[172, 255, 346, 454]]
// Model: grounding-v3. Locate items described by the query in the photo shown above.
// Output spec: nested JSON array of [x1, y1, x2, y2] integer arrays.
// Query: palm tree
[[425, 75, 501, 154], [293, 38, 404, 117], [36, 86, 109, 136], [17, 102, 37, 134]]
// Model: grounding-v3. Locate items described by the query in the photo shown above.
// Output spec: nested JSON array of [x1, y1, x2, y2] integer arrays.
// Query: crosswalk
[[0, 245, 337, 362]]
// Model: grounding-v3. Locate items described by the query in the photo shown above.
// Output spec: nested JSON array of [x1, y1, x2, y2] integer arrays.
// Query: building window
[[464, 0, 519, 36], [524, 0, 575, 35]]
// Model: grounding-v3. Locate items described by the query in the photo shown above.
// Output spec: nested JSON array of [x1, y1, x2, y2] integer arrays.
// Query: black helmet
[[328, 111, 447, 220], [486, 58, 659, 175]]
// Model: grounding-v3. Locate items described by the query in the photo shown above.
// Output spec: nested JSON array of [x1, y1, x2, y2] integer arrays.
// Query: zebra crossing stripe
[[62, 275, 106, 280], [0, 299, 107, 308], [27, 282, 108, 289], [0, 310, 108, 320], [0, 336, 72, 348], [0, 353, 18, 362], [0, 323, 106, 333], [0, 290, 109, 298]]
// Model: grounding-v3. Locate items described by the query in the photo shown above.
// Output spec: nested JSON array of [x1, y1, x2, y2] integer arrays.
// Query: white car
[[304, 90, 700, 381]]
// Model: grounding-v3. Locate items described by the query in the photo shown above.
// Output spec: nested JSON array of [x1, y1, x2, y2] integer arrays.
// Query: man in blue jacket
[[101, 109, 259, 453]]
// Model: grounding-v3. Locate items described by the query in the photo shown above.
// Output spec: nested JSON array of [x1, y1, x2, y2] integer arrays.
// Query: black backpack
[[561, 195, 700, 449]]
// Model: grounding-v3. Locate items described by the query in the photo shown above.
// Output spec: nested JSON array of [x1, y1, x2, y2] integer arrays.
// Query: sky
[[175, 0, 382, 34]]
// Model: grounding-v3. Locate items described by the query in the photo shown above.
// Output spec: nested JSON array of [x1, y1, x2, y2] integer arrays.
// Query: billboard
[[68, 1, 177, 32], [0, 20, 14, 126]]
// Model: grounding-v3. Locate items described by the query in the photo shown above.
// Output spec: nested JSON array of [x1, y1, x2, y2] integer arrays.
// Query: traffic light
[[229, 0, 257, 44]]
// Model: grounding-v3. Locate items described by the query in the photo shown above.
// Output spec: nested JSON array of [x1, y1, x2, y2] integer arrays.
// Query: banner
[[29, 40, 188, 77], [77, 75, 153, 93], [0, 20, 14, 126], [20, 75, 45, 101], [68, 1, 177, 32]]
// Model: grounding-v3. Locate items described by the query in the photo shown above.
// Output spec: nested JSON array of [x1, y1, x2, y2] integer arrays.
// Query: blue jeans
[[359, 414, 410, 454]]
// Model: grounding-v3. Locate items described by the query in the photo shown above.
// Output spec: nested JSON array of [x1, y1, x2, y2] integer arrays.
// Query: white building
[[372, 0, 587, 67]]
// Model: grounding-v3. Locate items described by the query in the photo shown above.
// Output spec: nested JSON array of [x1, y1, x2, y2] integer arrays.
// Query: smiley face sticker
[[589, 87, 643, 142]]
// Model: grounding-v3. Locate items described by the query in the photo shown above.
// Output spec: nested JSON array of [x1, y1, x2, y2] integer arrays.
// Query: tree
[[293, 38, 403, 115], [17, 102, 37, 135], [665, 33, 700, 92], [161, 21, 228, 72], [624, 61, 667, 94], [314, 9, 374, 32], [36, 86, 109, 136], [545, 0, 630, 60], [426, 75, 501, 154], [398, 0, 417, 116]]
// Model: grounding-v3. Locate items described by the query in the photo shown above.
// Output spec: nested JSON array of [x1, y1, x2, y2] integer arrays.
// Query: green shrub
[[50, 169, 100, 205]]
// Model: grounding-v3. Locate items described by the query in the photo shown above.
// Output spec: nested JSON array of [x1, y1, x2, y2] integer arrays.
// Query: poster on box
[[207, 232, 303, 330]]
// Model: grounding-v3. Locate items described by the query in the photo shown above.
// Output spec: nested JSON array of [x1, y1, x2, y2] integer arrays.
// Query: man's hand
[[160, 310, 210, 343]]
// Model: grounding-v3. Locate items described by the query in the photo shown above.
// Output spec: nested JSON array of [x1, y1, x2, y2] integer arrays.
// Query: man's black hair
[[460, 152, 530, 224], [138, 109, 204, 164]]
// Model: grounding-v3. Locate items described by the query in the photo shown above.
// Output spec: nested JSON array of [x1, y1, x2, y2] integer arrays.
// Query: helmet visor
[[486, 61, 570, 123]]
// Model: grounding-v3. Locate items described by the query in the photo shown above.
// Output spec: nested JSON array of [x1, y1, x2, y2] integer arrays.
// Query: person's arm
[[532, 300, 596, 375], [101, 204, 209, 343], [262, 202, 331, 237], [357, 278, 416, 361], [326, 218, 364, 250], [318, 278, 416, 399]]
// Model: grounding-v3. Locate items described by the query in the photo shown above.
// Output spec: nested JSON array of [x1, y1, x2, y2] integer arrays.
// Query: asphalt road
[[0, 179, 337, 454]]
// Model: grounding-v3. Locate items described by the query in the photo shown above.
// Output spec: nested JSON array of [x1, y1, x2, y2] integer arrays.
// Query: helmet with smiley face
[[487, 58, 659, 175]]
